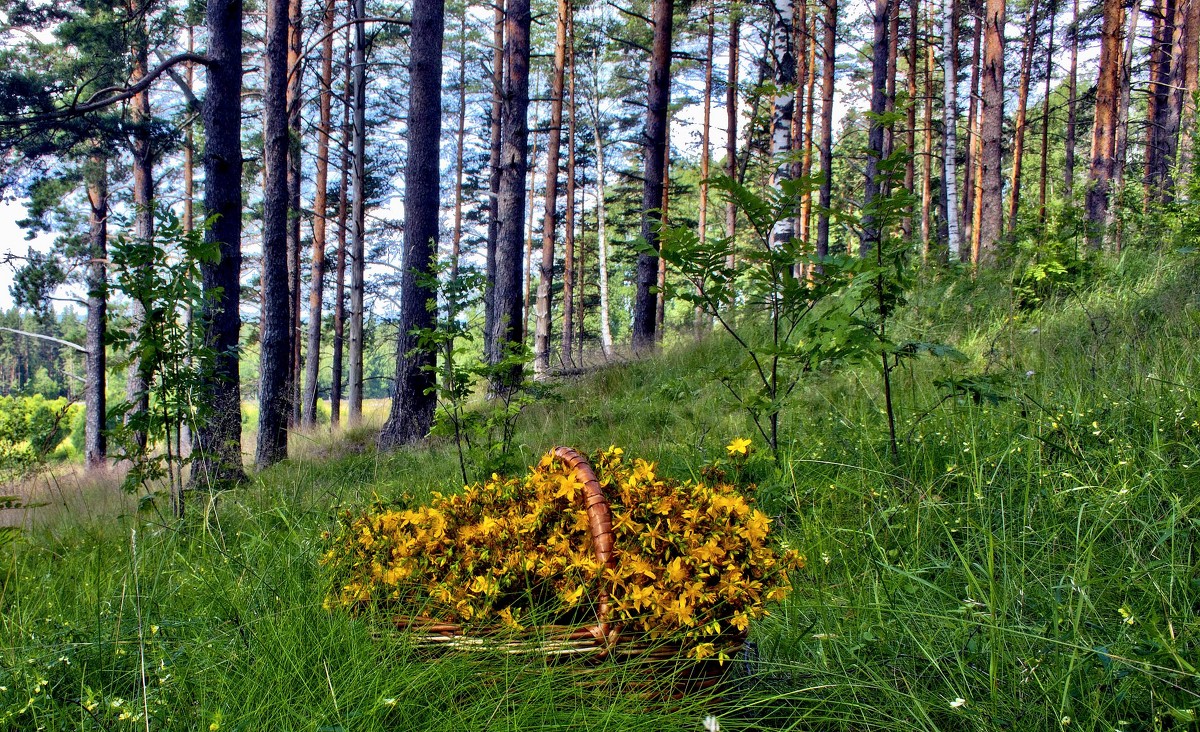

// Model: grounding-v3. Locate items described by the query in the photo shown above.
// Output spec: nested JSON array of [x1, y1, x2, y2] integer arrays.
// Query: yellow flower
[[554, 473, 583, 502], [726, 437, 752, 456], [560, 585, 585, 606]]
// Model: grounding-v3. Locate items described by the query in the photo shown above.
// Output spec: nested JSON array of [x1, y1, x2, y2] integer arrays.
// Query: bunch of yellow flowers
[[322, 446, 804, 657]]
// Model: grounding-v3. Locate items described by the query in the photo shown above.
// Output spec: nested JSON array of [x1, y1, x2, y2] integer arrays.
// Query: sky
[[0, 200, 58, 311]]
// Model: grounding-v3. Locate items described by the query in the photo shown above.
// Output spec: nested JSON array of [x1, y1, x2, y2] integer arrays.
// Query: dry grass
[[0, 464, 138, 530]]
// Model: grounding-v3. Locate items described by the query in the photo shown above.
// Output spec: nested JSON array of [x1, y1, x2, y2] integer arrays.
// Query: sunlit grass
[[1, 249, 1198, 729]]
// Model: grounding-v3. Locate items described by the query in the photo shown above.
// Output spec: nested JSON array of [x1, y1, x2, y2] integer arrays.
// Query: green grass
[[2, 249, 1199, 730]]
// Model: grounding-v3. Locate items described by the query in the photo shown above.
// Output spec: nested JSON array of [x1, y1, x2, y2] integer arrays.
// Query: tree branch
[[0, 327, 88, 353], [0, 52, 209, 127]]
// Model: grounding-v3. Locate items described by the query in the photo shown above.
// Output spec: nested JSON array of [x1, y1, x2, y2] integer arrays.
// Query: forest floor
[[1, 249, 1198, 730]]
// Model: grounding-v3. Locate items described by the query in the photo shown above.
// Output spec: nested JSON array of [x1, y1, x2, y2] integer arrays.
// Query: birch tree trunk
[[590, 91, 614, 356], [921, 1, 935, 253], [943, 0, 961, 258], [768, 0, 797, 251]]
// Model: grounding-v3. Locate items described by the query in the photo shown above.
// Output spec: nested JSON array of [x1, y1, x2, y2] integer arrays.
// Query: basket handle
[[549, 446, 619, 650]]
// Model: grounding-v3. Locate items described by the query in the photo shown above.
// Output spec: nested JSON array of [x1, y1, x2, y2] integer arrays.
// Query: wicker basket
[[391, 446, 745, 691], [391, 447, 619, 659]]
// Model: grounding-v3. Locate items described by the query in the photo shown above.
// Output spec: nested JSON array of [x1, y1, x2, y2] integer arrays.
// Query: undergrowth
[[1, 249, 1198, 730]]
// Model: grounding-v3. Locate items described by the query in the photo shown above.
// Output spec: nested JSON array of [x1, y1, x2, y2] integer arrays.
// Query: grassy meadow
[[2, 250, 1199, 730]]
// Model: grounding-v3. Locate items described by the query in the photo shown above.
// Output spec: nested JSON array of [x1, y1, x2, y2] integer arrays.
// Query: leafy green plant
[[0, 394, 79, 482], [410, 259, 547, 483], [658, 174, 860, 456], [107, 208, 219, 517]]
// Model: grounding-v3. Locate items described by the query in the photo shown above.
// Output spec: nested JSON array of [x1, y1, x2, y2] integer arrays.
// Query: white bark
[[593, 114, 613, 356], [769, 0, 797, 249], [943, 0, 961, 258]]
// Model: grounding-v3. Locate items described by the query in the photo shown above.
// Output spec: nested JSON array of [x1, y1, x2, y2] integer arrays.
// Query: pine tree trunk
[[883, 0, 901, 161], [962, 1, 981, 245], [258, 0, 293, 467], [193, 0, 246, 487], [302, 0, 335, 428], [696, 0, 714, 336], [1037, 3, 1057, 227], [484, 0, 505, 359], [1064, 0, 1079, 197], [1178, 0, 1200, 169], [488, 0, 532, 391], [347, 0, 367, 423], [182, 29, 196, 457], [1085, 0, 1125, 248], [330, 37, 351, 429], [286, 0, 304, 427], [905, 0, 919, 241], [632, 0, 674, 350], [1005, 0, 1040, 235], [790, 0, 808, 261], [1145, 0, 1176, 204], [127, 2, 152, 451], [656, 127, 669, 343], [85, 155, 107, 469], [817, 0, 837, 257], [1162, 0, 1187, 196], [976, 0, 1004, 264], [534, 0, 569, 376], [799, 12, 817, 246], [862, 0, 896, 257], [726, 2, 741, 249], [561, 11, 578, 364], [943, 0, 962, 258], [1112, 0, 1141, 251], [378, 0, 444, 448], [575, 196, 586, 364]]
